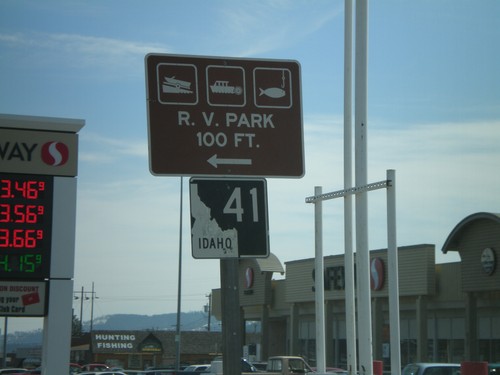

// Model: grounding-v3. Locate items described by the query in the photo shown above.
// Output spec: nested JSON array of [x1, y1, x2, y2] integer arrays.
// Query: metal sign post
[[306, 170, 401, 375], [146, 53, 303, 375]]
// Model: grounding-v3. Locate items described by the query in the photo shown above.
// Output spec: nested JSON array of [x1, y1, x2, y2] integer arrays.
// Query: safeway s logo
[[41, 141, 69, 167], [370, 258, 385, 291], [245, 267, 254, 289]]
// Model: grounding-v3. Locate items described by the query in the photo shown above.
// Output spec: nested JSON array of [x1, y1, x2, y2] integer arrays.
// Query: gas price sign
[[0, 173, 53, 279]]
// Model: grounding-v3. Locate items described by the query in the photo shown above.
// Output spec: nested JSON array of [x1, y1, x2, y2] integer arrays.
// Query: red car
[[71, 363, 83, 374]]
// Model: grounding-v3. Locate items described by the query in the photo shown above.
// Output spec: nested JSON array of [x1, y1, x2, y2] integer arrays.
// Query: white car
[[183, 364, 210, 372], [402, 363, 460, 375]]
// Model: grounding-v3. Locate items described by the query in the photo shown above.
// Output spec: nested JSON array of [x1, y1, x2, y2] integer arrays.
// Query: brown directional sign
[[145, 53, 304, 178]]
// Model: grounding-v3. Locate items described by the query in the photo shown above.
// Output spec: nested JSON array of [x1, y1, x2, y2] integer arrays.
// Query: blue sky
[[1, 0, 499, 333]]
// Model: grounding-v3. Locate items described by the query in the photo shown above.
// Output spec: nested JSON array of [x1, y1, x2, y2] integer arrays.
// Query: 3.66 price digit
[[0, 229, 43, 248]]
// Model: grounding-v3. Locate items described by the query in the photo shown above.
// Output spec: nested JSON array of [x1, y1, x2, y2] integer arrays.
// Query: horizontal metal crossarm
[[305, 179, 391, 203]]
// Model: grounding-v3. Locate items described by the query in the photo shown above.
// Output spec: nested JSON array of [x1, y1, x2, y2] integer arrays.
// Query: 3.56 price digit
[[0, 204, 44, 223]]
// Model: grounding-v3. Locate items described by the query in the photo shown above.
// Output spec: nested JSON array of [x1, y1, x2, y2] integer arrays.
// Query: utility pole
[[74, 284, 97, 333], [2, 317, 8, 367], [79, 286, 84, 333], [90, 282, 95, 333], [205, 293, 212, 332]]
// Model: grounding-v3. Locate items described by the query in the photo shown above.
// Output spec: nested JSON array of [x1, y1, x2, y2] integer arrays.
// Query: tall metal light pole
[[175, 177, 184, 372], [355, 1, 373, 373], [344, 0, 357, 373]]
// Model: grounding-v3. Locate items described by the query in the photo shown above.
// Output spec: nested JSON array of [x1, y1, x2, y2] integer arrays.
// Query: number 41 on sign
[[189, 178, 269, 259]]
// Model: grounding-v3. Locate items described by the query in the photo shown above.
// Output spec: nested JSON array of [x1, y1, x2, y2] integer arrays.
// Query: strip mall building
[[212, 212, 500, 369], [75, 212, 499, 369]]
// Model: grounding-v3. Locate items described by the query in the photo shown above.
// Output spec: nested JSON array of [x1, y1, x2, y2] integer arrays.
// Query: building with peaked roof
[[74, 330, 223, 369], [211, 212, 500, 371], [441, 212, 500, 361]]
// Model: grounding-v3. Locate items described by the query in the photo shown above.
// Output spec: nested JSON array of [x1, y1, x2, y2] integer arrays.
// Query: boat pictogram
[[210, 80, 243, 95]]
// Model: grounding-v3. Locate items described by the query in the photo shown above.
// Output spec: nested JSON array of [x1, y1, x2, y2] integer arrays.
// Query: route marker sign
[[189, 178, 269, 258], [145, 54, 303, 178]]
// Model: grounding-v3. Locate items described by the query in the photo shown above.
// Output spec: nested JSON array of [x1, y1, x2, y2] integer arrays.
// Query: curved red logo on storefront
[[370, 258, 385, 291], [41, 141, 69, 167], [245, 267, 254, 289]]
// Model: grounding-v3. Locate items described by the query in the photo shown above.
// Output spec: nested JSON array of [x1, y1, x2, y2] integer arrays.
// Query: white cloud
[[0, 32, 170, 75], [79, 132, 148, 163], [212, 2, 342, 57]]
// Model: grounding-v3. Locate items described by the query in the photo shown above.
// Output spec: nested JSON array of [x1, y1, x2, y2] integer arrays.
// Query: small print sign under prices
[[0, 280, 47, 317]]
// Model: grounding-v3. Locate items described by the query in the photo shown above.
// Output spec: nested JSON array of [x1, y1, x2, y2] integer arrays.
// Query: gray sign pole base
[[41, 279, 73, 375], [220, 258, 242, 375]]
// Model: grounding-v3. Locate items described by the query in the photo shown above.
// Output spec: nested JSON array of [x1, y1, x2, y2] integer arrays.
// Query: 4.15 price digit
[[0, 254, 12, 272]]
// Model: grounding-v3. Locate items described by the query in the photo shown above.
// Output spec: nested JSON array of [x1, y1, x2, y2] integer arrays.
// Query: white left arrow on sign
[[207, 154, 252, 168]]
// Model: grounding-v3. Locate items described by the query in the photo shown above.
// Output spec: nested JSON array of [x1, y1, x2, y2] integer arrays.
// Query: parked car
[[209, 358, 258, 373], [490, 363, 500, 375], [71, 363, 83, 374], [311, 367, 348, 374], [82, 363, 110, 372], [79, 372, 127, 375], [182, 364, 210, 372], [0, 370, 28, 375], [82, 364, 111, 372], [250, 362, 267, 371], [402, 363, 460, 375]]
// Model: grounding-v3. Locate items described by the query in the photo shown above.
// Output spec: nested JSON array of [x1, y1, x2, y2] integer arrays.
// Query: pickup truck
[[265, 356, 315, 374]]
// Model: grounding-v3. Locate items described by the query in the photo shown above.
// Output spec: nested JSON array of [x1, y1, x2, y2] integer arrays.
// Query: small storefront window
[[128, 354, 141, 370]]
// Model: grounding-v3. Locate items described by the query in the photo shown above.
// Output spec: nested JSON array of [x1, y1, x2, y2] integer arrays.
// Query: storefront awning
[[255, 252, 284, 274]]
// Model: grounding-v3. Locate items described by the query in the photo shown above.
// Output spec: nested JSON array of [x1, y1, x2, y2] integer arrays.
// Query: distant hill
[[88, 311, 220, 331], [7, 311, 220, 352]]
